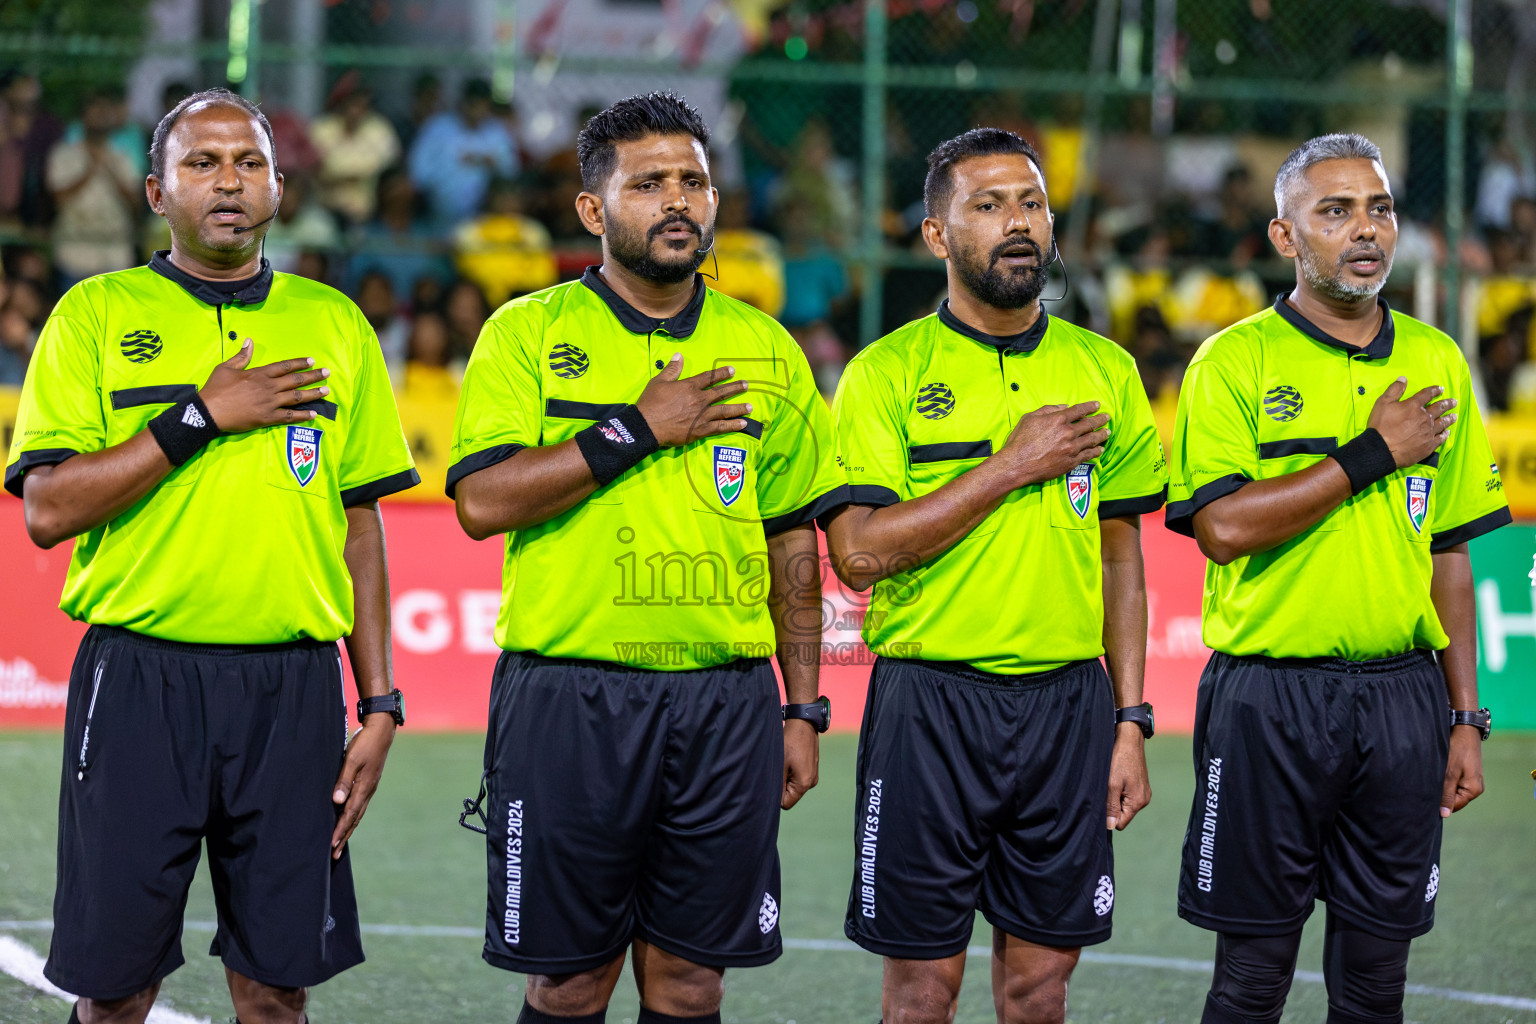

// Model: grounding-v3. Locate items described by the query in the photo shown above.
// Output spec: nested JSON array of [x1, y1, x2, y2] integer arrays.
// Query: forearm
[[1192, 458, 1352, 564], [21, 431, 174, 548], [455, 440, 602, 539], [767, 524, 822, 704], [1431, 545, 1479, 712], [1100, 516, 1148, 709], [342, 502, 394, 702], [828, 460, 1016, 590]]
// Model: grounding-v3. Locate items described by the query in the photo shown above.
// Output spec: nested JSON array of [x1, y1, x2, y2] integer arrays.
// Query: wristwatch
[[1449, 707, 1491, 741], [358, 687, 405, 727], [1115, 702, 1155, 739], [783, 696, 832, 734]]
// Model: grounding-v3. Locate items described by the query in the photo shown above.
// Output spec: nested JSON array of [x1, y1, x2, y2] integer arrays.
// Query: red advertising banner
[[1, 498, 1210, 732]]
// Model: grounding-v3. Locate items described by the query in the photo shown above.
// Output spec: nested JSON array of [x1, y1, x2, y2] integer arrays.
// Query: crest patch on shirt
[[1067, 463, 1093, 519], [1405, 475, 1431, 534], [288, 425, 322, 487], [714, 445, 746, 507]]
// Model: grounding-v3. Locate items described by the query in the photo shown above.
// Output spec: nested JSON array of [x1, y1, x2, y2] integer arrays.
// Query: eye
[[1024, 200, 1041, 209], [637, 181, 658, 191], [977, 202, 997, 212]]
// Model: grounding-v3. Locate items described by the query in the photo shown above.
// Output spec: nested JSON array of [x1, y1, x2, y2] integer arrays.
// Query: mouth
[[994, 244, 1041, 268], [651, 219, 699, 244], [209, 202, 247, 225], [1342, 248, 1386, 275]]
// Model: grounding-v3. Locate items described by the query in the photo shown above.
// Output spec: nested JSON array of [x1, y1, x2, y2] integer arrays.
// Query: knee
[[527, 965, 623, 1017], [638, 962, 724, 1016], [228, 982, 306, 1024], [995, 969, 1070, 1024], [883, 960, 962, 1024], [1206, 930, 1304, 1024], [75, 989, 158, 1024]]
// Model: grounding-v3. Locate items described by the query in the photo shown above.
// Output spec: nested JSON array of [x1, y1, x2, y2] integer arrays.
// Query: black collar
[[580, 266, 706, 338], [149, 250, 273, 306], [937, 299, 1049, 354], [1273, 290, 1394, 360]]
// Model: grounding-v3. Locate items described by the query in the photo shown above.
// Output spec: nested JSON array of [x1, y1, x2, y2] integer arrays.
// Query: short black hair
[[576, 91, 710, 193], [150, 87, 276, 181], [923, 127, 1044, 218]]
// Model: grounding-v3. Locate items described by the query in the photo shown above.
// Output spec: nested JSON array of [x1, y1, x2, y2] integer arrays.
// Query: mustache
[[649, 215, 702, 241], [988, 237, 1046, 266], [1339, 243, 1387, 264]]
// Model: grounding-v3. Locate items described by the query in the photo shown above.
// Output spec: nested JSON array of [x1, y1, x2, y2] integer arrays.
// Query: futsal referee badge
[[1067, 463, 1093, 519], [1406, 475, 1432, 534], [287, 425, 322, 487], [714, 445, 746, 507]]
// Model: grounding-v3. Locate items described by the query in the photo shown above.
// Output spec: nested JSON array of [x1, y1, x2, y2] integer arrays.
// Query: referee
[[448, 93, 846, 1024], [823, 128, 1168, 1024], [5, 89, 418, 1024], [1165, 133, 1510, 1024]]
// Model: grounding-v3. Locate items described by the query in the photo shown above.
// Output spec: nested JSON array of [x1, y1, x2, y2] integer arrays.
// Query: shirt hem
[[764, 483, 853, 536], [340, 467, 421, 507], [1164, 473, 1251, 537], [5, 447, 80, 497], [1099, 486, 1167, 518], [1430, 505, 1512, 551], [444, 443, 528, 499]]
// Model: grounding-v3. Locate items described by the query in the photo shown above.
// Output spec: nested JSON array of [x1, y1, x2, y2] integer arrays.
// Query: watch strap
[[358, 687, 404, 726], [783, 696, 831, 734], [1115, 702, 1155, 738], [1450, 707, 1491, 740]]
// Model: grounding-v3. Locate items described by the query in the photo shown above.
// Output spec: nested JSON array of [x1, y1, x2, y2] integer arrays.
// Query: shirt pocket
[[1257, 435, 1340, 531], [1048, 462, 1099, 530], [264, 406, 339, 500], [686, 432, 764, 524], [107, 384, 205, 489], [908, 440, 1001, 538], [1394, 459, 1440, 544]]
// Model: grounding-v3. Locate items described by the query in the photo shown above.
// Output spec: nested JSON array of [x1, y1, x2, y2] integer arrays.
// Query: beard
[[951, 234, 1052, 310], [607, 213, 713, 285], [1296, 237, 1393, 303]]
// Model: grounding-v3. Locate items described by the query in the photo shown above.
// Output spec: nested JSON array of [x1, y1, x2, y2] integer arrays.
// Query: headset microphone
[[231, 212, 278, 234]]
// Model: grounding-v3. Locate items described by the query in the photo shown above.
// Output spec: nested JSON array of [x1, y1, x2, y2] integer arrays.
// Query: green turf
[[2, 730, 1534, 1024]]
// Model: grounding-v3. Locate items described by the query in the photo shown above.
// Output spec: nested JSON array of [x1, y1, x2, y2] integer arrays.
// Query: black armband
[[573, 404, 660, 486], [1330, 428, 1397, 495], [147, 392, 221, 467]]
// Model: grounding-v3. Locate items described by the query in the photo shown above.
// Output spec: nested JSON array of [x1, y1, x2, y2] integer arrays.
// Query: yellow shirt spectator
[[706, 227, 786, 318]]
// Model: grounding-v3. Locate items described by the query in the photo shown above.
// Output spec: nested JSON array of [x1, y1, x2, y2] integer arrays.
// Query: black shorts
[[45, 625, 363, 1001], [479, 651, 783, 975], [844, 657, 1116, 958], [1177, 650, 1449, 942]]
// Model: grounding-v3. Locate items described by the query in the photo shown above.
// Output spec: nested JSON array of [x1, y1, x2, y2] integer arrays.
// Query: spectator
[[407, 78, 516, 226], [261, 173, 340, 275], [351, 169, 451, 298], [0, 274, 46, 385], [265, 104, 320, 179], [0, 72, 65, 227], [772, 119, 856, 249], [47, 90, 141, 286], [1476, 228, 1536, 348], [1475, 139, 1534, 231], [355, 269, 411, 382], [452, 178, 556, 307], [1479, 305, 1533, 413], [1128, 304, 1186, 403], [777, 197, 850, 393], [441, 277, 490, 365], [1511, 195, 1536, 267], [401, 309, 459, 399], [1190, 164, 1270, 260], [295, 249, 332, 286], [61, 84, 145, 179], [706, 188, 785, 317], [309, 78, 400, 226], [395, 73, 442, 153]]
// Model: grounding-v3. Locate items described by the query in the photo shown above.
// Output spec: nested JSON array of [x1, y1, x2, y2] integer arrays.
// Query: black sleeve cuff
[[4, 448, 80, 498], [1099, 486, 1168, 519], [765, 484, 854, 536], [815, 483, 900, 530], [1164, 474, 1251, 538], [445, 443, 528, 499], [341, 467, 422, 507], [1430, 506, 1513, 552]]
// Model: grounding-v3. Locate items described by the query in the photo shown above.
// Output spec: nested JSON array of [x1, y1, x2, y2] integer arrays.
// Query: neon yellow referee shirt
[[448, 268, 848, 669], [1166, 293, 1511, 660], [831, 304, 1169, 674], [5, 253, 419, 644]]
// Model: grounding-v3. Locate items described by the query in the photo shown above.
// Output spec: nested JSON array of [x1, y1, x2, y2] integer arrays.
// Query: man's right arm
[[1190, 377, 1456, 564], [453, 352, 751, 539], [825, 398, 1109, 592], [23, 339, 330, 548]]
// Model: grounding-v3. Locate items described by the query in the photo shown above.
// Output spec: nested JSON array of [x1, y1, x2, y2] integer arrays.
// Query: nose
[[1006, 207, 1030, 235], [213, 160, 242, 193], [1352, 209, 1376, 241], [663, 184, 687, 213]]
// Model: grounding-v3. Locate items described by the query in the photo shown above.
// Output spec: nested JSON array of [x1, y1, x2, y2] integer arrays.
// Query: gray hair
[[1273, 133, 1383, 219]]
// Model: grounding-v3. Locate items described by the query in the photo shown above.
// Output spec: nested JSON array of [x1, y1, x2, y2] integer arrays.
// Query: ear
[[145, 175, 165, 218], [921, 216, 949, 260], [575, 191, 604, 237], [1268, 217, 1297, 260], [274, 170, 285, 205]]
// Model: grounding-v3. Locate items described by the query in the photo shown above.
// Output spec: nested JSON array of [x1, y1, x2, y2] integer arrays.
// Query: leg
[[523, 952, 628, 1019], [226, 967, 307, 1024], [882, 952, 967, 1024], [1201, 930, 1303, 1024], [1321, 912, 1411, 1024], [990, 930, 1080, 1024], [632, 939, 725, 1020], [73, 982, 161, 1024]]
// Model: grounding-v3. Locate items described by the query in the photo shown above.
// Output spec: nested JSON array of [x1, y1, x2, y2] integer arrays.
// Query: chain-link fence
[[3, 0, 1535, 396]]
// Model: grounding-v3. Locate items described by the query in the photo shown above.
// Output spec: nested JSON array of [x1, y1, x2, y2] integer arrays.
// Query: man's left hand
[[331, 716, 396, 859], [782, 718, 820, 810], [1441, 725, 1485, 817], [1106, 725, 1151, 830]]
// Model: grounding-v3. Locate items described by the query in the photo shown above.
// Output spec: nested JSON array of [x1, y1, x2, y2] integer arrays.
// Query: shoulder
[[271, 271, 362, 316], [705, 288, 791, 343], [487, 279, 584, 332], [842, 316, 935, 390], [1047, 316, 1136, 372], [1391, 308, 1469, 369], [1186, 305, 1277, 376]]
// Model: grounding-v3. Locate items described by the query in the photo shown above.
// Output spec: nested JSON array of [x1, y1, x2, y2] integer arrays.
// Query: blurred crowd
[[2, 64, 1535, 419]]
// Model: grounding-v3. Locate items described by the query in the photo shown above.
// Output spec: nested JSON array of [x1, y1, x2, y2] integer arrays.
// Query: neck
[[597, 260, 695, 319], [945, 279, 1042, 337], [1285, 281, 1381, 348], [166, 241, 262, 281]]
